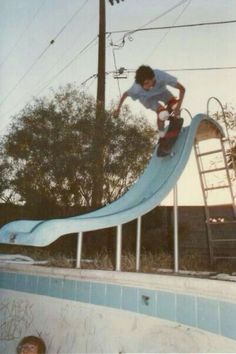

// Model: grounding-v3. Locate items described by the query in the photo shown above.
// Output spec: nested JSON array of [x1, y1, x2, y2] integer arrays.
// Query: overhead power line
[[0, 0, 46, 68], [166, 66, 236, 72], [80, 74, 98, 87], [0, 35, 98, 122], [126, 0, 188, 36], [0, 42, 53, 107], [112, 66, 236, 74], [109, 35, 122, 97], [80, 65, 236, 86], [2, 63, 236, 123], [112, 0, 189, 47], [116, 66, 236, 74], [107, 19, 236, 35], [0, 0, 89, 108], [52, 0, 89, 43], [144, 0, 192, 62], [36, 35, 98, 96], [21, 12, 98, 106]]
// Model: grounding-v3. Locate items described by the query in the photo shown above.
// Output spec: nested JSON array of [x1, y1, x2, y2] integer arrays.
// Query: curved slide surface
[[0, 114, 223, 246]]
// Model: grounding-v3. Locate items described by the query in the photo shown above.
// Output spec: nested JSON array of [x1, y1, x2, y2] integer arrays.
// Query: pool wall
[[1, 264, 236, 353]]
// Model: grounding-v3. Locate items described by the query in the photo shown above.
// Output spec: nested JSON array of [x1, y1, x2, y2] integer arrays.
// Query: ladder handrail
[[180, 107, 193, 122], [207, 96, 229, 141], [220, 139, 236, 217], [207, 96, 236, 174]]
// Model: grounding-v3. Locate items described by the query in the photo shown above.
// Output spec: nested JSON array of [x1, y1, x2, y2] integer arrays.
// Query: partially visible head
[[16, 336, 46, 354], [135, 65, 155, 90]]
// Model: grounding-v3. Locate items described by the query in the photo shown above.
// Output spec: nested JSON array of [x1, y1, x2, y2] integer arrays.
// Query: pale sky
[[0, 0, 235, 205]]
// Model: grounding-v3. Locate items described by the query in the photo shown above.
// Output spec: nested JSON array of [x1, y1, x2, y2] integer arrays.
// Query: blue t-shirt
[[127, 69, 177, 107]]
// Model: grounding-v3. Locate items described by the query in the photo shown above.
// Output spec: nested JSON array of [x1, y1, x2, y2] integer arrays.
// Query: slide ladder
[[194, 98, 236, 264]]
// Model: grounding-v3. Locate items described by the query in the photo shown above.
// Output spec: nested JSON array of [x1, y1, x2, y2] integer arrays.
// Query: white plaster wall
[[1, 289, 236, 354]]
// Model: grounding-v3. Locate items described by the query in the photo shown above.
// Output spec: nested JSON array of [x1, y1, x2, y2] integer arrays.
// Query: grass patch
[[1, 244, 235, 275]]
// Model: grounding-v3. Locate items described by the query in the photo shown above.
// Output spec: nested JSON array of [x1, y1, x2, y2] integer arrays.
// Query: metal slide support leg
[[173, 185, 179, 272], [136, 216, 142, 271], [116, 225, 122, 271], [76, 231, 83, 268]]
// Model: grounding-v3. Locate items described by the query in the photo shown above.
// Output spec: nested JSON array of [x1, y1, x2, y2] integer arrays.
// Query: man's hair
[[17, 336, 46, 354], [135, 65, 155, 85]]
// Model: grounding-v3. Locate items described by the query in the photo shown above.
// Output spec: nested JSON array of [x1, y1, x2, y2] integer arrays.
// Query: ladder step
[[200, 167, 226, 174], [196, 149, 222, 157], [204, 185, 230, 191], [222, 137, 230, 143], [207, 220, 236, 224]]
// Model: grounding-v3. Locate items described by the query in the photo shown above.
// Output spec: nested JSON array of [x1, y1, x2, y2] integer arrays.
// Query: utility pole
[[92, 0, 124, 208], [91, 0, 106, 209], [97, 0, 106, 109]]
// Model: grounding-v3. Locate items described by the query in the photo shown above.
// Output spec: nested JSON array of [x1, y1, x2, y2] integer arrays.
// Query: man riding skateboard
[[113, 65, 185, 139]]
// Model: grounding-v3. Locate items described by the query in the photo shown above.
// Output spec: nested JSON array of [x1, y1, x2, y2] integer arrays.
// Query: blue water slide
[[0, 114, 223, 246]]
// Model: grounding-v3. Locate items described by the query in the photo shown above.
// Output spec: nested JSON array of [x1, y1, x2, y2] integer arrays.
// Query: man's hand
[[113, 92, 128, 118], [173, 106, 181, 118]]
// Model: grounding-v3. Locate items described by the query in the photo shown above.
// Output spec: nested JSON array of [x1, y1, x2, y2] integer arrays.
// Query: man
[[114, 65, 185, 138]]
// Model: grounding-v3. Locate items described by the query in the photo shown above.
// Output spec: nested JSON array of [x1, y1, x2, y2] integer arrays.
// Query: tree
[[1, 84, 155, 216], [0, 154, 11, 203], [213, 103, 236, 172]]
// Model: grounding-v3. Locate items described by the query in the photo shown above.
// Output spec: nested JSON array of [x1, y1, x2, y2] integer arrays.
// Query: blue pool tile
[[220, 301, 236, 340], [0, 272, 6, 287], [75, 281, 91, 303], [106, 284, 122, 309], [197, 297, 219, 334], [176, 294, 197, 327], [0, 272, 8, 288], [49, 277, 64, 298], [2, 272, 16, 290], [37, 276, 50, 296], [156, 291, 176, 322], [138, 288, 156, 316], [121, 286, 138, 312], [63, 279, 76, 301], [91, 282, 106, 306], [25, 275, 38, 294], [15, 273, 27, 292]]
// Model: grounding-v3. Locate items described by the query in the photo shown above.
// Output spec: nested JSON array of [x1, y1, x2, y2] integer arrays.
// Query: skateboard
[[157, 117, 184, 157]]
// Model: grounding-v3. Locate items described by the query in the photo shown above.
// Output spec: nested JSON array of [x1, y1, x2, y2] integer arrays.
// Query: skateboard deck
[[157, 118, 184, 157]]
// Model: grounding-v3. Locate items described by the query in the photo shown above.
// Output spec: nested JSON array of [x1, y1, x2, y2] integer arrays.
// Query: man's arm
[[113, 92, 128, 117], [174, 82, 185, 116]]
